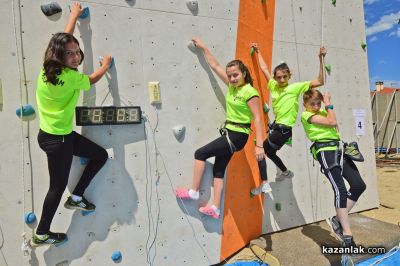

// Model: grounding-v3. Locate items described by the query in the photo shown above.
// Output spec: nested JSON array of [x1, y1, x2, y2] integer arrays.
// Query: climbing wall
[[0, 0, 377, 265]]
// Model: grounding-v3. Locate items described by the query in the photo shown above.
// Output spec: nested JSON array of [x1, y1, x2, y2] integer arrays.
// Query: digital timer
[[75, 106, 142, 126]]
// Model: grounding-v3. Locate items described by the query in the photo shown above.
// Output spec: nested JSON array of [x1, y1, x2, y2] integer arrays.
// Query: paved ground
[[221, 166, 400, 266]]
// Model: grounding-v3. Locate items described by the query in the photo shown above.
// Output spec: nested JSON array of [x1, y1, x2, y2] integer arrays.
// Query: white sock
[[71, 194, 82, 202], [211, 205, 220, 216], [188, 189, 199, 200]]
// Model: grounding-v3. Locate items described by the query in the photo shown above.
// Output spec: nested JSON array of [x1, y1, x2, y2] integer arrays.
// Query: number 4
[[358, 121, 362, 129]]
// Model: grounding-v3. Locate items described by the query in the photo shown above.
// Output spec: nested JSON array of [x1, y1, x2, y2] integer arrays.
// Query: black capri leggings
[[36, 130, 108, 234], [317, 150, 366, 209], [194, 129, 248, 178], [263, 125, 292, 172]]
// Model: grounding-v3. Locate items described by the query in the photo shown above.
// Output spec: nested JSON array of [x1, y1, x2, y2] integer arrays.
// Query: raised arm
[[64, 2, 83, 34], [247, 97, 265, 161], [192, 37, 229, 85], [309, 92, 337, 127], [309, 47, 327, 89], [251, 43, 271, 81], [89, 55, 112, 84]]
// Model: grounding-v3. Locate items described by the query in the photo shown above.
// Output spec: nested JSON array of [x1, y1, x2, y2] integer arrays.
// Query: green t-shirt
[[268, 79, 311, 127], [225, 83, 259, 134], [36, 68, 90, 135], [301, 109, 340, 155]]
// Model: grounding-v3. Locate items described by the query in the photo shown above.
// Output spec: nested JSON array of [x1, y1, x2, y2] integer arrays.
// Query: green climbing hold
[[331, 0, 336, 6], [261, 0, 266, 3], [275, 202, 281, 211], [361, 42, 367, 50], [250, 47, 255, 55], [285, 137, 292, 146], [325, 64, 332, 75]]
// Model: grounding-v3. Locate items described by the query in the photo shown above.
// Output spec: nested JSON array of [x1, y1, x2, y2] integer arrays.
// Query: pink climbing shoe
[[199, 205, 220, 219], [175, 188, 191, 199]]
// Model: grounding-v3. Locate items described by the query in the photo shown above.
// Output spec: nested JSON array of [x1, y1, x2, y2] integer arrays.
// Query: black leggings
[[36, 130, 108, 234], [194, 129, 248, 178], [263, 126, 292, 172], [317, 150, 366, 208]]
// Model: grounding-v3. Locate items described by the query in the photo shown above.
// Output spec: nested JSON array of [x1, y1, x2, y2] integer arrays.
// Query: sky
[[364, 0, 400, 90]]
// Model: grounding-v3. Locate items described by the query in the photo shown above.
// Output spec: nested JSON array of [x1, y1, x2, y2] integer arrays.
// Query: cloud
[[378, 60, 387, 64], [364, 0, 380, 5], [366, 11, 400, 36], [388, 28, 400, 37], [369, 36, 378, 42]]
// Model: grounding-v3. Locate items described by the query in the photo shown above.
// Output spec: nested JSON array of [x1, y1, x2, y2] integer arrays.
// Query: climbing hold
[[275, 202, 281, 211], [24, 212, 36, 224], [99, 56, 114, 69], [186, 0, 198, 14], [285, 137, 292, 146], [263, 102, 270, 113], [16, 104, 36, 117], [361, 42, 367, 50], [111, 251, 122, 262], [172, 125, 186, 142], [331, 0, 336, 6], [80, 157, 89, 165], [325, 64, 332, 75], [250, 47, 255, 55], [82, 210, 95, 216], [261, 0, 267, 3], [79, 7, 90, 19], [40, 2, 62, 17]]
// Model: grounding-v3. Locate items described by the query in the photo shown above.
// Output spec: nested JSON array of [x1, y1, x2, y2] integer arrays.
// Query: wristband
[[325, 105, 333, 110], [256, 144, 263, 148]]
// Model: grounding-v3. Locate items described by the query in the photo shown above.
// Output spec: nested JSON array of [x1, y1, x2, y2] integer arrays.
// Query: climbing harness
[[219, 120, 251, 154]]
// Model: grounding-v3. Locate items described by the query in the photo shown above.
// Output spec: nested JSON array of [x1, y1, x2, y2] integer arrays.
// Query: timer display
[[75, 106, 142, 126]]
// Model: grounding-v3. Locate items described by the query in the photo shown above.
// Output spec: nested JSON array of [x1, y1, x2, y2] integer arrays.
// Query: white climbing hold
[[172, 125, 186, 141], [186, 0, 198, 12]]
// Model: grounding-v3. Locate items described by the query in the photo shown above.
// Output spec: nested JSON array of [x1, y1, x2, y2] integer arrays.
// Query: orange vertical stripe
[[220, 0, 275, 260]]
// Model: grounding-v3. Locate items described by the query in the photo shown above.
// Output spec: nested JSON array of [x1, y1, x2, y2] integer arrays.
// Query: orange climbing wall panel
[[220, 0, 275, 260]]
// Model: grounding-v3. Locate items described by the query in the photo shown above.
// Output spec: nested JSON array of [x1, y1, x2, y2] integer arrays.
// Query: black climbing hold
[[40, 2, 62, 17]]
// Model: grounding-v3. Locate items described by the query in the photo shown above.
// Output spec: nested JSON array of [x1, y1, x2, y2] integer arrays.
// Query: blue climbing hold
[[99, 56, 114, 70], [16, 104, 35, 117], [24, 212, 36, 224], [80, 157, 89, 165], [111, 251, 122, 262], [79, 7, 90, 19]]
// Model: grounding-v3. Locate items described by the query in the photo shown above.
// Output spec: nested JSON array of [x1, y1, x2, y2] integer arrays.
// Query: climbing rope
[[12, 0, 35, 256], [290, 0, 318, 221]]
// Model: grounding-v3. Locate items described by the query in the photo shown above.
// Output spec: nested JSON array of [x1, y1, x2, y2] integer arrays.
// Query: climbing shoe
[[64, 196, 95, 211], [251, 182, 272, 196], [276, 170, 294, 181], [342, 235, 356, 248], [31, 232, 67, 247], [326, 216, 343, 241]]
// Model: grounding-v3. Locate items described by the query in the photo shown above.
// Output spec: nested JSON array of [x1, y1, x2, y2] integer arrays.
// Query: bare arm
[[310, 46, 327, 89], [64, 2, 83, 34], [308, 92, 337, 126], [192, 37, 229, 85], [89, 55, 112, 84], [251, 43, 271, 81], [247, 97, 265, 161]]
